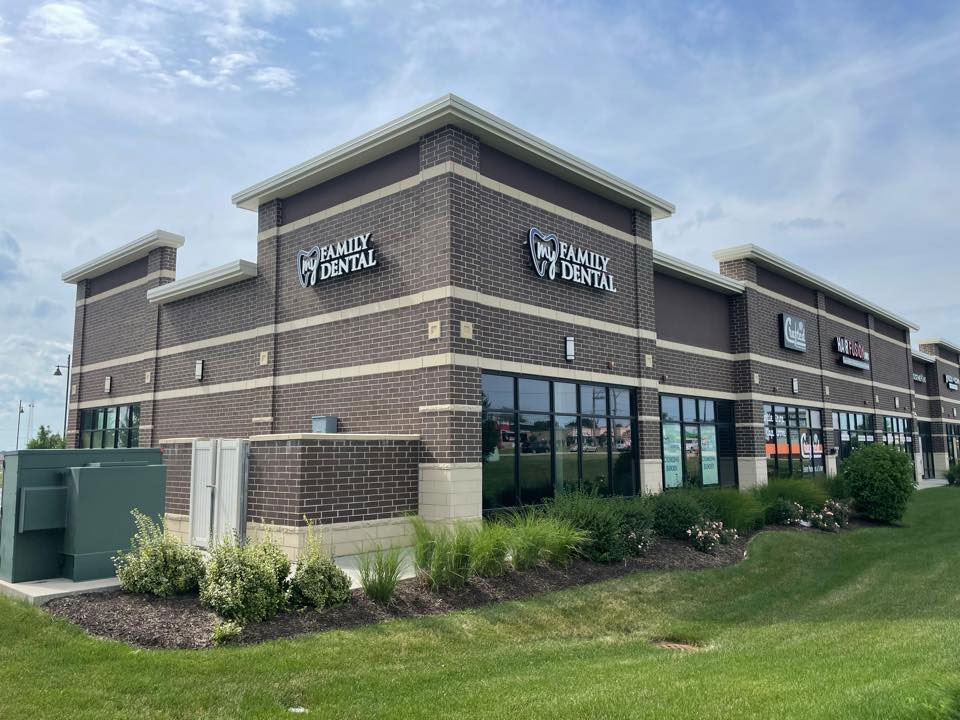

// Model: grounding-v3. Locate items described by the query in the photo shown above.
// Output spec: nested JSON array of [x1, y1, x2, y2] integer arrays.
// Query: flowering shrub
[[808, 499, 852, 533], [114, 510, 205, 597], [686, 521, 738, 553], [626, 528, 655, 556], [767, 498, 805, 526]]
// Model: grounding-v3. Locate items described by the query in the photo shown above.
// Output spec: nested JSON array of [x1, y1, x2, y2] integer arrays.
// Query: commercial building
[[61, 95, 959, 557]]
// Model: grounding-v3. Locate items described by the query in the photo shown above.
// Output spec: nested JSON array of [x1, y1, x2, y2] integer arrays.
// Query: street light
[[15, 401, 25, 450], [54, 354, 71, 447]]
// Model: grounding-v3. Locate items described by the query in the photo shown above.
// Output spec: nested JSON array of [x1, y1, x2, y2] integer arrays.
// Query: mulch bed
[[44, 536, 748, 650]]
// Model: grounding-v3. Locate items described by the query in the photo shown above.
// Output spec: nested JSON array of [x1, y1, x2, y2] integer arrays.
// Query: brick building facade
[[61, 95, 957, 558]]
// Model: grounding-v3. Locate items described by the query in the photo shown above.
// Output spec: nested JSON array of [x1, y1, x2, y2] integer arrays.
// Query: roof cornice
[[231, 94, 675, 220], [712, 244, 919, 331], [146, 259, 257, 305], [653, 249, 744, 295], [912, 349, 937, 363], [62, 229, 185, 284], [917, 338, 960, 355]]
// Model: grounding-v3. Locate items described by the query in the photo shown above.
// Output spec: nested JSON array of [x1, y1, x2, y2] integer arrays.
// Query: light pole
[[15, 401, 24, 450], [54, 354, 71, 446]]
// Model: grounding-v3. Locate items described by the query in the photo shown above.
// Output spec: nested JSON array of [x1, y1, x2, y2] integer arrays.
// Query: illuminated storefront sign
[[945, 373, 960, 391], [528, 227, 616, 293], [835, 336, 870, 370], [297, 232, 377, 288], [780, 313, 807, 353]]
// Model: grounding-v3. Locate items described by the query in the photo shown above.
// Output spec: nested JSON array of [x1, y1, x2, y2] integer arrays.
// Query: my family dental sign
[[297, 233, 376, 288], [528, 228, 616, 293]]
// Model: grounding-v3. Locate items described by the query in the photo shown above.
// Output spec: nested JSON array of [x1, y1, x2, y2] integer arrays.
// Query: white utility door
[[213, 439, 249, 544], [189, 439, 218, 548]]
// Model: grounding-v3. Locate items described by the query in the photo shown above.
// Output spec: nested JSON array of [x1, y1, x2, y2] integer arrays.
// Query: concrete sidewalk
[[0, 576, 121, 606]]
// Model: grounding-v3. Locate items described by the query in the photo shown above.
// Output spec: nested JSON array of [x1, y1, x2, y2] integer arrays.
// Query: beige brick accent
[[164, 513, 190, 544], [245, 516, 414, 562], [737, 457, 768, 490], [418, 462, 482, 522]]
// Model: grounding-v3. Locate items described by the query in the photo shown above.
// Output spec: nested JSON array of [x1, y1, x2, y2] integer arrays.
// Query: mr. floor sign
[[297, 232, 377, 288], [528, 227, 616, 293]]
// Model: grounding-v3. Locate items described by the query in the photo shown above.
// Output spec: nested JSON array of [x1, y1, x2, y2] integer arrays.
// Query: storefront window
[[79, 404, 141, 449], [947, 425, 960, 467], [881, 416, 912, 453], [481, 372, 637, 510], [832, 411, 875, 461], [660, 395, 736, 489], [764, 403, 825, 478]]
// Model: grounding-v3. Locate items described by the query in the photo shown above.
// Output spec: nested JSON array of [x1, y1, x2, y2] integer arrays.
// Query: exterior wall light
[[195, 359, 204, 381], [104, 376, 112, 394], [564, 336, 575, 362]]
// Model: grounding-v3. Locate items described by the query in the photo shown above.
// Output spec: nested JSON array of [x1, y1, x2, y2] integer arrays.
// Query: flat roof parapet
[[231, 94, 675, 221], [62, 229, 184, 283], [713, 244, 918, 331]]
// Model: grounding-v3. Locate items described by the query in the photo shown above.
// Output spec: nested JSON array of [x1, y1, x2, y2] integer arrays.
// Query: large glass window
[[882, 416, 912, 453], [947, 425, 960, 467], [765, 404, 825, 478], [831, 411, 875, 462], [661, 395, 736, 489], [481, 373, 637, 510], [79, 404, 141, 449]]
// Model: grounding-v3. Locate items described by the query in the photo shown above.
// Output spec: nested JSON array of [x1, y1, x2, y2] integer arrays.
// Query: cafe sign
[[912, 372, 928, 384], [297, 232, 377, 288], [528, 227, 616, 293], [780, 313, 807, 353], [835, 336, 870, 370], [945, 373, 960, 391]]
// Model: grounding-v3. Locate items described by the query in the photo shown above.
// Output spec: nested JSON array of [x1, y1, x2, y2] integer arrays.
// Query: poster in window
[[700, 425, 719, 486], [662, 423, 683, 489]]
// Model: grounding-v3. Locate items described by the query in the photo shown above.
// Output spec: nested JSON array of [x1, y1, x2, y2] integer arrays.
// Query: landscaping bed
[[45, 536, 748, 649]]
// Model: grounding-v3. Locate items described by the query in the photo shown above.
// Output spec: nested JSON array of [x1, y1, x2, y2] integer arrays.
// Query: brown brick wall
[[247, 438, 419, 526]]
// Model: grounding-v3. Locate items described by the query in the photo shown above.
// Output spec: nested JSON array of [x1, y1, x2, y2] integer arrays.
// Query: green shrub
[[358, 544, 404, 604], [696, 489, 765, 533], [507, 510, 586, 569], [766, 497, 804, 526], [211, 620, 243, 646], [470, 522, 512, 577], [838, 444, 916, 523], [652, 491, 704, 540], [289, 522, 351, 609], [754, 478, 828, 524], [546, 492, 625, 562], [113, 510, 205, 598], [615, 496, 656, 557], [425, 523, 475, 590], [200, 536, 289, 623], [946, 464, 960, 486], [813, 473, 852, 501]]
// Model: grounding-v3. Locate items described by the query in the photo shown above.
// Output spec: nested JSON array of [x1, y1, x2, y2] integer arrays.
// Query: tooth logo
[[297, 246, 321, 288], [528, 227, 559, 280]]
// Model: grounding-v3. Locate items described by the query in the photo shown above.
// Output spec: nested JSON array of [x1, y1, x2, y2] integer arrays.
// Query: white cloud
[[249, 65, 295, 90], [98, 36, 162, 72], [23, 88, 50, 101], [23, 2, 99, 43], [307, 26, 344, 42], [211, 50, 258, 75]]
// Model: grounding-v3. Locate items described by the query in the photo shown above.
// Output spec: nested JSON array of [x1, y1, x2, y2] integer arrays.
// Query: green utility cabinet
[[0, 449, 165, 583]]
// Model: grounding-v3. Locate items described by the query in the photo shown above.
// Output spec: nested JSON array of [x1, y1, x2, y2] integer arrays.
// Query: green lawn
[[3, 489, 960, 720]]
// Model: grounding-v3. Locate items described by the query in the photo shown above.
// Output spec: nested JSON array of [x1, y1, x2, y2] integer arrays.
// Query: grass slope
[[2, 489, 960, 720]]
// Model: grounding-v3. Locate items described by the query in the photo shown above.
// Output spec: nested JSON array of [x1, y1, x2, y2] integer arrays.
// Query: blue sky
[[0, 0, 958, 450]]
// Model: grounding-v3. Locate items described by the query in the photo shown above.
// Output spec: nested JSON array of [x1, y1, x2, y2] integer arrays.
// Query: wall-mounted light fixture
[[792, 378, 799, 394], [104, 376, 112, 394], [564, 336, 575, 362], [195, 359, 204, 381]]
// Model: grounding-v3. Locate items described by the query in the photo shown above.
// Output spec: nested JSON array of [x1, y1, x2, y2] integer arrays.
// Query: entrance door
[[919, 423, 935, 480]]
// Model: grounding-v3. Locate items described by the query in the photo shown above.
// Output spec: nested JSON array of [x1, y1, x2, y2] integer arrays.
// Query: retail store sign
[[297, 233, 377, 288], [780, 313, 807, 353], [835, 336, 870, 370], [945, 373, 960, 391], [913, 372, 928, 384], [528, 227, 616, 293]]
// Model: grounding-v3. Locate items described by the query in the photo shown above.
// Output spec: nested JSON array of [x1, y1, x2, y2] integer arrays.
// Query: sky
[[0, 0, 958, 451]]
